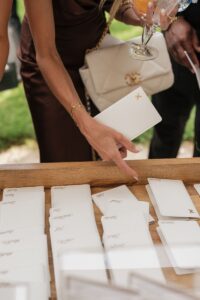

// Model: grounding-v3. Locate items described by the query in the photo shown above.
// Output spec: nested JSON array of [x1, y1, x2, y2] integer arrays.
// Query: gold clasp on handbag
[[125, 72, 141, 86]]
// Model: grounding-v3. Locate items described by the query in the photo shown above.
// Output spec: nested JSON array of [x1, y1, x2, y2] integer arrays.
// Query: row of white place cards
[[92, 185, 165, 287], [50, 184, 108, 300], [0, 186, 49, 300], [146, 178, 200, 277]]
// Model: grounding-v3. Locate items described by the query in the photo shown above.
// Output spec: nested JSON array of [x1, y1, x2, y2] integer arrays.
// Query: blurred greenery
[[0, 1, 195, 152], [0, 85, 35, 150]]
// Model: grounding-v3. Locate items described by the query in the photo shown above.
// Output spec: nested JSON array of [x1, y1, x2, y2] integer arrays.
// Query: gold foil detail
[[125, 72, 141, 86]]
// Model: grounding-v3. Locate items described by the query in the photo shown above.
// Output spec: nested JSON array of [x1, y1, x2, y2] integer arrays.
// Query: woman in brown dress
[[0, 0, 170, 178]]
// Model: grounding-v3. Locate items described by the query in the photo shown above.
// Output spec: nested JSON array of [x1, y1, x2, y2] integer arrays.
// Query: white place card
[[0, 283, 28, 300], [0, 198, 45, 230], [51, 184, 92, 210], [50, 184, 108, 299], [157, 221, 200, 274], [3, 186, 44, 201], [94, 87, 162, 141], [194, 184, 200, 196], [92, 185, 154, 224], [147, 179, 199, 220], [0, 266, 48, 300], [101, 212, 165, 287]]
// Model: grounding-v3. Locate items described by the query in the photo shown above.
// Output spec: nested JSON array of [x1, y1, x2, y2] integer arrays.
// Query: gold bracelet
[[121, 0, 132, 6], [162, 16, 179, 33], [70, 103, 83, 120]]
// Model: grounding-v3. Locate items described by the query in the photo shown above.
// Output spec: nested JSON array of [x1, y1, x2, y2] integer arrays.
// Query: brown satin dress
[[19, 0, 112, 162]]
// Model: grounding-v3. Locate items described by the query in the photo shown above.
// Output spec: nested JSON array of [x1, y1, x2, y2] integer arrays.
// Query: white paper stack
[[50, 185, 108, 300], [157, 221, 200, 275], [92, 185, 164, 287], [92, 185, 154, 225], [101, 212, 165, 288], [146, 179, 200, 220], [0, 186, 49, 300]]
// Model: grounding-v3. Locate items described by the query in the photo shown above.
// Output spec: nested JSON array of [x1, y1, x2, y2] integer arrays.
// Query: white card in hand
[[147, 178, 199, 219], [94, 87, 162, 141], [158, 221, 200, 271]]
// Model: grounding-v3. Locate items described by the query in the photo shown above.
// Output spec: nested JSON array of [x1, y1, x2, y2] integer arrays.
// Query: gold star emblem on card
[[136, 93, 142, 100]]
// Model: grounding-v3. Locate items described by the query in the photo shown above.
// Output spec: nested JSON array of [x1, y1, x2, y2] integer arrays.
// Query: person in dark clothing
[[0, 0, 173, 178], [149, 1, 200, 158]]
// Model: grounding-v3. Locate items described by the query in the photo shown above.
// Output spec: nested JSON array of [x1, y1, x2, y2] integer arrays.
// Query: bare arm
[[0, 0, 12, 80], [24, 0, 139, 179]]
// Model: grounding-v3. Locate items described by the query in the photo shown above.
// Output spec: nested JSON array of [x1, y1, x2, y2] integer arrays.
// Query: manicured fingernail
[[135, 149, 140, 153], [136, 146, 142, 152], [161, 8, 165, 15], [134, 176, 139, 182]]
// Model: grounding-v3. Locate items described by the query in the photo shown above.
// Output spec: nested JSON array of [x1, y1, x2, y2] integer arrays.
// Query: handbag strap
[[87, 0, 131, 53], [86, 23, 110, 53]]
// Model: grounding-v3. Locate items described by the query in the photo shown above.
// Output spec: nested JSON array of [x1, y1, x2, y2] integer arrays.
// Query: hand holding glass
[[130, 0, 192, 60]]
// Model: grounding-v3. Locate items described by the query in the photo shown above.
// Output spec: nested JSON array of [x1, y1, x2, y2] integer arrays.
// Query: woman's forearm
[[25, 0, 91, 130], [0, 36, 9, 80], [36, 48, 90, 130], [0, 0, 12, 80]]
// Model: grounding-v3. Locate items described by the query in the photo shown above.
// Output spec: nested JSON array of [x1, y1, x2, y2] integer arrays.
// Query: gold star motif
[[136, 93, 142, 100]]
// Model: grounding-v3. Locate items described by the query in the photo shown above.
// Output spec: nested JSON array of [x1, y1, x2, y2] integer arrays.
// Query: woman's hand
[[165, 17, 200, 71], [120, 0, 178, 32], [74, 109, 139, 180]]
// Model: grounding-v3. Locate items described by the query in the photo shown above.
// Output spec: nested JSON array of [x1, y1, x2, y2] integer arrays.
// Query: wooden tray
[[0, 158, 200, 299]]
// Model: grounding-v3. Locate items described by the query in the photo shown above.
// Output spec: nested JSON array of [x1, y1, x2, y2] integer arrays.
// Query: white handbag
[[79, 32, 174, 112]]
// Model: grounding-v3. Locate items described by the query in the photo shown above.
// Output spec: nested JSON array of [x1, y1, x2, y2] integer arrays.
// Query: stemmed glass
[[129, 0, 192, 61]]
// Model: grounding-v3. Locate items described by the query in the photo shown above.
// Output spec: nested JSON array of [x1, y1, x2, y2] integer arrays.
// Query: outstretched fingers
[[112, 150, 139, 181], [117, 134, 140, 154]]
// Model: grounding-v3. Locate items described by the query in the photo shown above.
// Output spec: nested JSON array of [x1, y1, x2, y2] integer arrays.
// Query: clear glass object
[[130, 0, 192, 61]]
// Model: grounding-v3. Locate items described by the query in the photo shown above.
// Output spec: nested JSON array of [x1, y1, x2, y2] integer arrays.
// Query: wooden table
[[0, 158, 200, 299]]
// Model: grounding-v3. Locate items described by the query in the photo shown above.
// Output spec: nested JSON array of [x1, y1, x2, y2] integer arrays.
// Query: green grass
[[18, 0, 25, 21], [0, 85, 35, 150], [0, 2, 195, 152]]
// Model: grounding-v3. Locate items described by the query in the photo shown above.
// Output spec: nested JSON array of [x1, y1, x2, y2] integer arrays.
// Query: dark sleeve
[[102, 0, 114, 12], [177, 3, 200, 33]]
